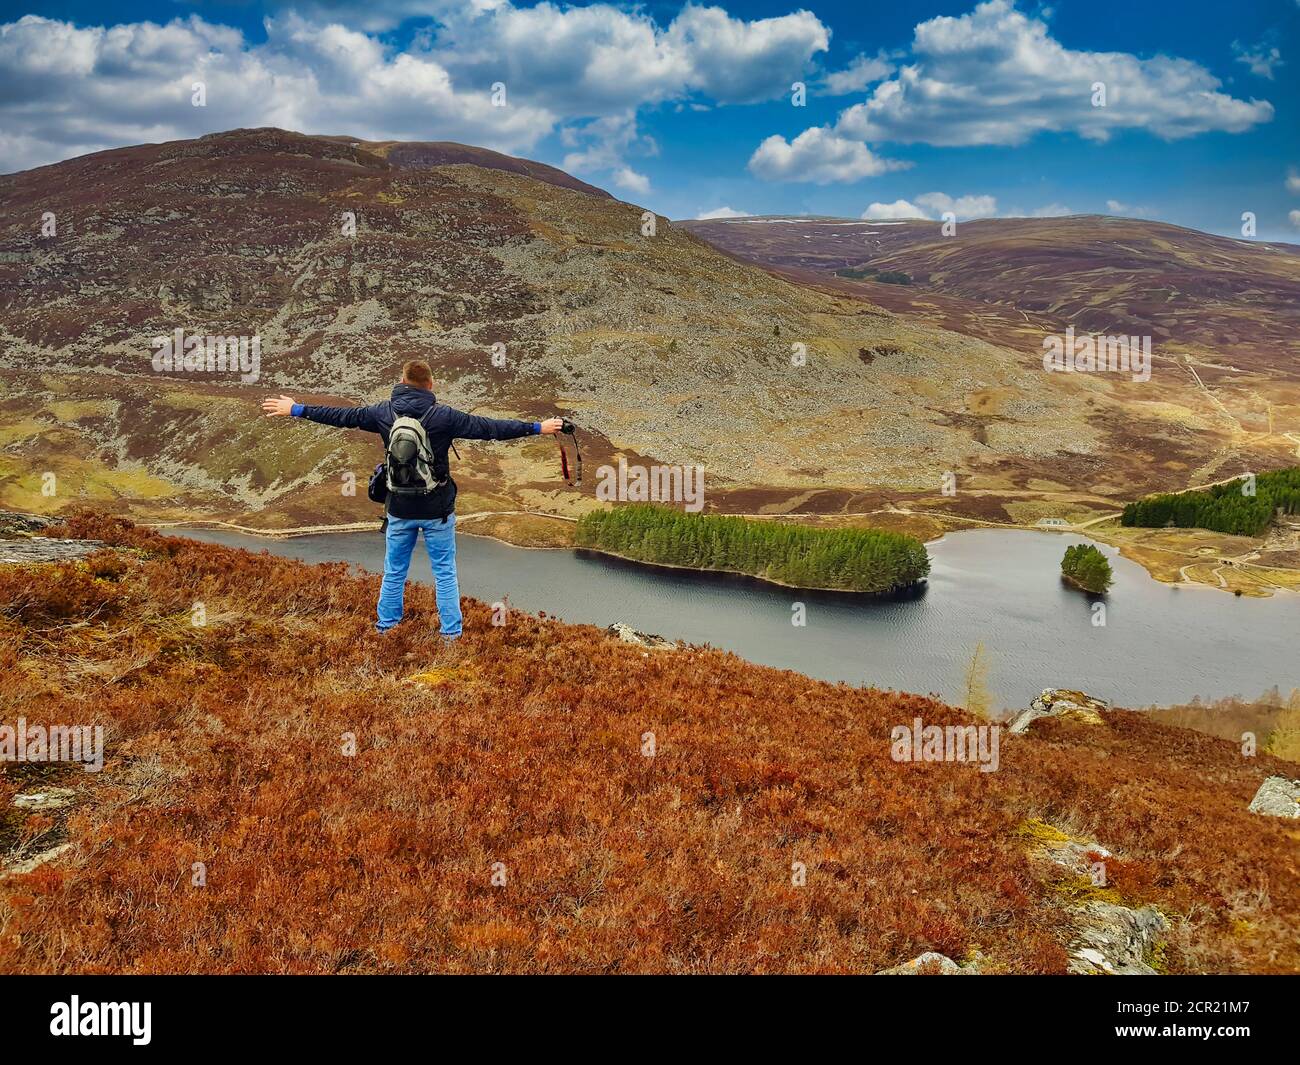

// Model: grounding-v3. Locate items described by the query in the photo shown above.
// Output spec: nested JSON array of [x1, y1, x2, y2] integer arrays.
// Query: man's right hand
[[538, 417, 565, 435], [262, 395, 297, 417]]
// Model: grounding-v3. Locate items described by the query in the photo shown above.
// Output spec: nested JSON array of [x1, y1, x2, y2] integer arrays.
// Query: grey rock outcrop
[[606, 622, 677, 650], [1247, 776, 1300, 819], [1068, 902, 1168, 975], [875, 951, 970, 975], [0, 511, 54, 536], [0, 538, 105, 564], [0, 843, 75, 879], [1023, 818, 1168, 975], [11, 788, 78, 811], [1008, 688, 1108, 734], [0, 510, 103, 564], [1040, 836, 1112, 877]]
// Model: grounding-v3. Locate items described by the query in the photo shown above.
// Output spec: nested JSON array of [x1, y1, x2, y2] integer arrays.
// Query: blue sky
[[2, 0, 1298, 238]]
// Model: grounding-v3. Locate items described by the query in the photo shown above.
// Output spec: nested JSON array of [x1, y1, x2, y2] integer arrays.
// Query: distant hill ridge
[[682, 212, 1300, 375]]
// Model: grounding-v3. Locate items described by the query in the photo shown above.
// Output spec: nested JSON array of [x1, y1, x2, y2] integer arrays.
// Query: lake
[[177, 525, 1300, 712]]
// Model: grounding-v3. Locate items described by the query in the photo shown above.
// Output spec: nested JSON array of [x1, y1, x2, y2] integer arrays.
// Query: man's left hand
[[262, 395, 297, 417]]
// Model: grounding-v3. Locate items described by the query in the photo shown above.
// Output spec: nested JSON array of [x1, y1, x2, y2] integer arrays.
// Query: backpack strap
[[423, 403, 461, 465]]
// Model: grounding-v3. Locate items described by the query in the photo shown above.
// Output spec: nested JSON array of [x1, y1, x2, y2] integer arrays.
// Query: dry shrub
[[0, 554, 130, 627], [0, 512, 1297, 974]]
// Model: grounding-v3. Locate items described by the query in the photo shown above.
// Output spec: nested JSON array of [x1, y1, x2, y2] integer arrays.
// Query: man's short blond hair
[[402, 360, 433, 389]]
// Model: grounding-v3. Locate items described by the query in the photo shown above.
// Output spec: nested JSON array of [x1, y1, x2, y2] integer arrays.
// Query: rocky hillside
[[1, 128, 1271, 535], [686, 215, 1300, 506], [1, 513, 1297, 974], [681, 215, 1300, 374]]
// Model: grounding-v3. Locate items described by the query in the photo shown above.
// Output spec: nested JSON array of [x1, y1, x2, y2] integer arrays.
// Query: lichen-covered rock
[[11, 788, 77, 811], [1008, 688, 1109, 734], [0, 511, 55, 536], [606, 622, 677, 650], [0, 511, 110, 564], [0, 538, 105, 564], [1068, 902, 1168, 975], [1040, 836, 1112, 877], [875, 951, 970, 975], [1020, 818, 1114, 885], [1016, 819, 1168, 975], [1247, 776, 1300, 819], [0, 842, 74, 879]]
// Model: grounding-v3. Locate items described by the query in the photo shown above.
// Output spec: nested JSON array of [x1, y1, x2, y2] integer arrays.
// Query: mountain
[[2, 513, 1297, 974], [679, 214, 1300, 374], [1, 130, 1296, 542]]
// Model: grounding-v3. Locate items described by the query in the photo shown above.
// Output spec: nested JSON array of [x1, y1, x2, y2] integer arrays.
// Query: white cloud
[[0, 4, 833, 176], [1287, 169, 1300, 195], [748, 127, 908, 184], [768, 0, 1272, 168], [862, 199, 929, 220], [425, 1, 828, 112], [696, 206, 750, 219], [664, 4, 830, 104], [1106, 199, 1152, 217], [1290, 210, 1300, 230], [1233, 39, 1283, 80], [915, 192, 998, 219], [0, 13, 551, 172], [612, 166, 651, 196], [560, 112, 658, 190], [821, 52, 893, 95]]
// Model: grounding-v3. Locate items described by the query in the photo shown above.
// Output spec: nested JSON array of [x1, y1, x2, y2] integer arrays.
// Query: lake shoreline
[[168, 523, 1300, 708], [148, 517, 1292, 601], [148, 517, 932, 594], [104, 510, 1300, 598], [1061, 573, 1106, 596]]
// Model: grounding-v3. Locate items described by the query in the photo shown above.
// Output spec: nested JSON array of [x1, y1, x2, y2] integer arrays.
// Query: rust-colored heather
[[0, 512, 1297, 974]]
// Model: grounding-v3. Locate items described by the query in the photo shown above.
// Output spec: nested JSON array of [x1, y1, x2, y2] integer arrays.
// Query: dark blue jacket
[[293, 383, 540, 519]]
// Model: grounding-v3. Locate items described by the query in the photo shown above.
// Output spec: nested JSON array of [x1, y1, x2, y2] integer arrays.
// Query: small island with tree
[[575, 503, 931, 594], [1060, 543, 1114, 594]]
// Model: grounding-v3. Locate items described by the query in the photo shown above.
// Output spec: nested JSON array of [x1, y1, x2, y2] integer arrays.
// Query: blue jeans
[[377, 514, 462, 638]]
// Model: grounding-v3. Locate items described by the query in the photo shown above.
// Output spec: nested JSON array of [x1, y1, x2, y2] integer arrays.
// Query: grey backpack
[[385, 415, 444, 497]]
